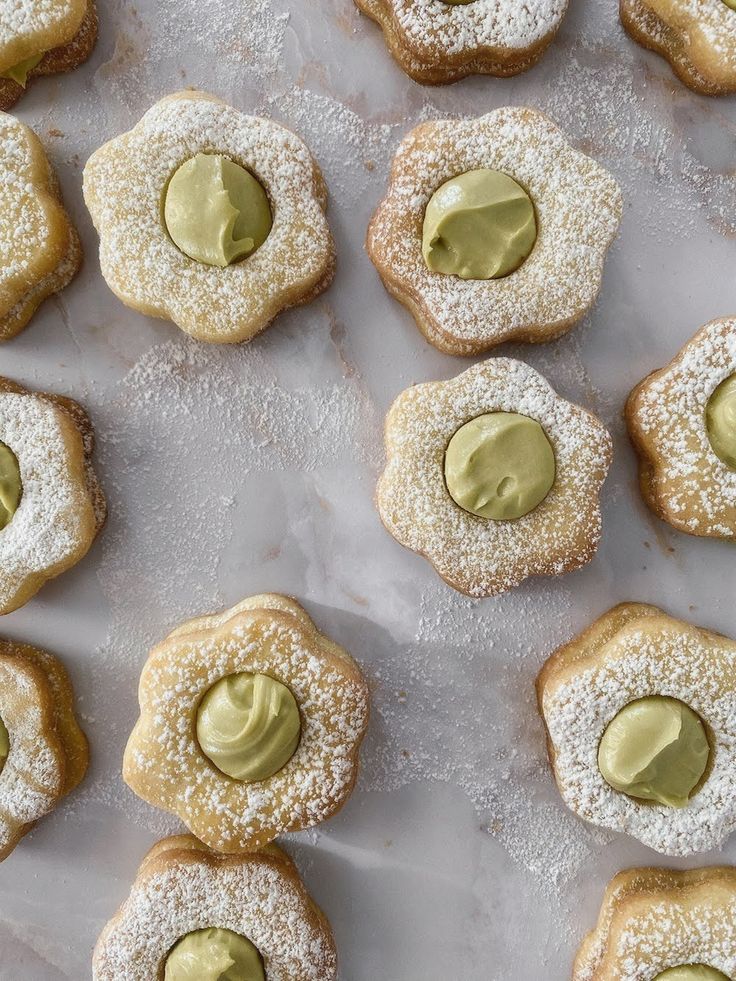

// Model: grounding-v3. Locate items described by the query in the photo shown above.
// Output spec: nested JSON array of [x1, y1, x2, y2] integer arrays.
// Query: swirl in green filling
[[422, 169, 537, 280], [164, 928, 265, 981], [2, 52, 44, 86], [706, 373, 736, 470], [164, 153, 272, 268], [196, 672, 301, 782], [654, 967, 729, 981], [598, 697, 710, 808], [444, 412, 555, 521], [0, 716, 8, 775], [0, 443, 22, 531]]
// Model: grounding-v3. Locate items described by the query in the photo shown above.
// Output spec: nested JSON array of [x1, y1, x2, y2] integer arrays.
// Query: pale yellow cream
[[706, 373, 736, 470], [654, 966, 730, 981], [2, 53, 44, 86], [0, 716, 8, 775], [196, 672, 301, 782], [164, 927, 265, 981], [422, 169, 537, 280], [598, 696, 710, 808], [444, 412, 555, 520], [0, 443, 22, 531], [164, 153, 272, 268]]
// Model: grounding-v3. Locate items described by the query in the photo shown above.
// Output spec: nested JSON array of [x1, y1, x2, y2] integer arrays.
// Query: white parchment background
[[0, 0, 735, 977]]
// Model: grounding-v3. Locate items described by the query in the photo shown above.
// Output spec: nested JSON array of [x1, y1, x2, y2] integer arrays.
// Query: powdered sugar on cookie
[[83, 90, 335, 344], [368, 107, 622, 354], [376, 358, 612, 597]]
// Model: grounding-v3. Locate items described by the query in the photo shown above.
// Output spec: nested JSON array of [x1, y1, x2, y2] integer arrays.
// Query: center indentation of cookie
[[196, 672, 301, 782], [443, 412, 555, 520], [706, 373, 736, 471], [164, 927, 265, 981], [597, 696, 711, 808], [0, 441, 22, 531], [422, 169, 537, 280], [653, 966, 730, 981], [163, 153, 273, 268], [0, 715, 8, 775]]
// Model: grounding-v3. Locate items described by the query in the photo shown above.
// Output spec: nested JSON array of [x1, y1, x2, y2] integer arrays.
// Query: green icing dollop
[[422, 169, 537, 280], [165, 928, 265, 981], [654, 967, 730, 981], [164, 153, 272, 268], [706, 373, 736, 470], [0, 716, 8, 775], [2, 52, 44, 86], [0, 443, 22, 531], [444, 412, 555, 521], [598, 696, 710, 808], [196, 672, 301, 782]]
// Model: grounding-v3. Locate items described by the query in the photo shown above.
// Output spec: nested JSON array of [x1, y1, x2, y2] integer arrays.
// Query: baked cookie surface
[[367, 107, 622, 356], [538, 603, 736, 855], [0, 377, 105, 614], [0, 112, 81, 341], [355, 0, 569, 84], [124, 594, 370, 853], [621, 0, 736, 95], [0, 0, 98, 110], [376, 358, 612, 597], [0, 639, 88, 861], [626, 317, 736, 539], [93, 834, 337, 980], [83, 90, 336, 344], [575, 866, 736, 980]]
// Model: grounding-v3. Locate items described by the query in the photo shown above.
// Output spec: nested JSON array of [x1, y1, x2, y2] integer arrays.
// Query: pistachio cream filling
[[422, 169, 537, 280], [164, 153, 272, 268], [598, 696, 710, 808], [706, 373, 736, 470], [722, 0, 736, 12], [0, 443, 22, 531], [2, 52, 44, 86], [654, 967, 730, 981], [444, 412, 556, 521], [164, 927, 265, 981], [196, 672, 301, 782], [0, 716, 8, 775]]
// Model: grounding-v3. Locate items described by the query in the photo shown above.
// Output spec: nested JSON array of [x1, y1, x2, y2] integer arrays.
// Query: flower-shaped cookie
[[626, 317, 736, 539], [575, 866, 736, 980], [355, 0, 569, 84], [0, 377, 105, 614], [367, 107, 622, 356], [94, 834, 338, 980], [0, 639, 88, 861], [0, 113, 81, 341], [376, 358, 612, 597], [83, 90, 336, 344], [124, 594, 370, 853], [538, 603, 736, 856], [621, 0, 736, 95], [0, 0, 97, 110]]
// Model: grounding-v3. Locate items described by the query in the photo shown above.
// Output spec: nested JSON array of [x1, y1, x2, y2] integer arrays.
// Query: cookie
[[83, 90, 336, 344], [354, 0, 569, 84], [0, 377, 106, 614], [376, 358, 612, 597], [0, 639, 88, 861], [626, 317, 736, 539], [0, 112, 81, 341], [575, 866, 736, 980], [93, 833, 338, 980], [367, 107, 622, 356], [0, 0, 97, 110], [123, 594, 370, 853], [538, 602, 736, 856], [621, 0, 736, 96]]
